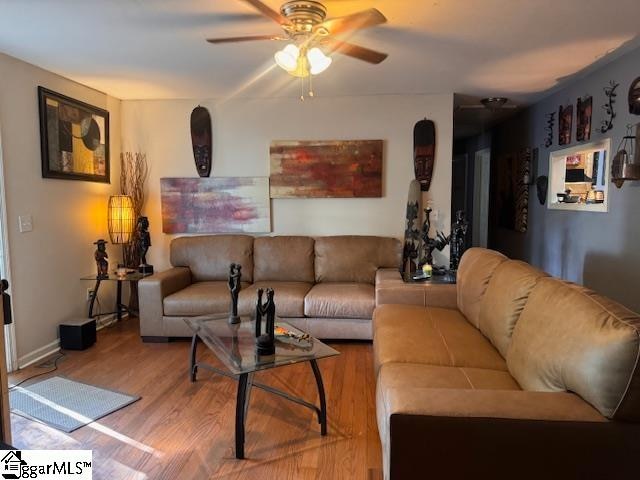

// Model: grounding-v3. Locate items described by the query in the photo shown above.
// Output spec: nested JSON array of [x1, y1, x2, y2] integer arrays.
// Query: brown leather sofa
[[139, 234, 401, 341], [374, 248, 640, 480]]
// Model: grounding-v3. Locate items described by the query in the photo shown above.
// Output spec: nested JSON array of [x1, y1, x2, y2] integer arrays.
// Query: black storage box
[[59, 318, 96, 350]]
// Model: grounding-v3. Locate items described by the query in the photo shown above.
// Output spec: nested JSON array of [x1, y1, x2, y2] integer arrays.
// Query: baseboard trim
[[17, 339, 60, 369], [17, 313, 120, 369], [96, 313, 123, 331]]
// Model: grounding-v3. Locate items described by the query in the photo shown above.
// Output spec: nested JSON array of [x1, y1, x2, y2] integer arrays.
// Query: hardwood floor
[[9, 318, 383, 480]]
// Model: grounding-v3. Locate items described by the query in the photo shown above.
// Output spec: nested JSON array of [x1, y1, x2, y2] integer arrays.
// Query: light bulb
[[274, 44, 299, 72], [307, 47, 332, 75]]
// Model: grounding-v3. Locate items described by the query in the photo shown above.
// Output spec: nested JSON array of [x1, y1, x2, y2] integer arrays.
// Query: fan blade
[[457, 105, 486, 109], [314, 8, 386, 36], [323, 39, 388, 64], [206, 35, 287, 44], [241, 0, 289, 25]]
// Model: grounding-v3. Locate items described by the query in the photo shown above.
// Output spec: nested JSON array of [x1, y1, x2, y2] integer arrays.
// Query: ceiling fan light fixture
[[480, 97, 509, 109], [307, 47, 332, 75], [274, 43, 300, 72]]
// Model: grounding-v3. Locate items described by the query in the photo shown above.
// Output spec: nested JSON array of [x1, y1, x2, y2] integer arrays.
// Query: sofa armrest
[[375, 268, 457, 308], [378, 387, 640, 480], [138, 267, 192, 337], [376, 268, 404, 285], [382, 387, 605, 423]]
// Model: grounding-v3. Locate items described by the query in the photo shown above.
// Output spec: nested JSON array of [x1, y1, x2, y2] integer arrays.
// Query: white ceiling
[[0, 0, 639, 101]]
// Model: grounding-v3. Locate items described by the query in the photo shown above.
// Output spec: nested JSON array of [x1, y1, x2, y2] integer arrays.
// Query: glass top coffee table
[[185, 314, 340, 459]]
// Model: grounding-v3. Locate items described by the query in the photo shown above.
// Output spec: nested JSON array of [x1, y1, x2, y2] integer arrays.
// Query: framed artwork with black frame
[[38, 86, 110, 183]]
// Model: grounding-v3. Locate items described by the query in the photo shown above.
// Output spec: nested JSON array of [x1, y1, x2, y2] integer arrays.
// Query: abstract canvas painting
[[38, 87, 110, 183], [558, 104, 573, 146], [160, 177, 270, 234], [269, 140, 383, 198]]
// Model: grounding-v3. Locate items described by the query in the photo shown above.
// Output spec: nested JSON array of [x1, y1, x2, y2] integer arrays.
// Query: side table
[[403, 270, 457, 285], [81, 272, 151, 320], [375, 268, 458, 309]]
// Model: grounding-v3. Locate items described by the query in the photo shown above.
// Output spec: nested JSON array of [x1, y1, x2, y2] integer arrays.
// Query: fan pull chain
[[300, 76, 305, 101], [309, 73, 314, 98]]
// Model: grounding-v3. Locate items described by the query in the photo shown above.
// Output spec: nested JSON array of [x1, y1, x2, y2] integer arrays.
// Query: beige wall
[[121, 94, 453, 272], [0, 53, 121, 366]]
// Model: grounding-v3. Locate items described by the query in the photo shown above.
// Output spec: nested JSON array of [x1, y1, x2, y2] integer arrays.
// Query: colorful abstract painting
[[269, 140, 383, 198], [160, 177, 270, 234], [558, 104, 573, 146], [38, 87, 110, 183]]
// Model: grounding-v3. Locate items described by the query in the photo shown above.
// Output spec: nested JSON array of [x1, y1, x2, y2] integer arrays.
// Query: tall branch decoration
[[120, 152, 149, 269], [600, 81, 619, 134], [544, 112, 555, 148]]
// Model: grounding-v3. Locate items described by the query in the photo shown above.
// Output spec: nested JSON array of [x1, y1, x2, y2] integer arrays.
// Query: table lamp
[[107, 195, 135, 271]]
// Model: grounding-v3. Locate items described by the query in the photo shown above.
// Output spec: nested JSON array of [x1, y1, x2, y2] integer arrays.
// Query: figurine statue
[[450, 210, 469, 271], [255, 288, 264, 337], [402, 200, 421, 274], [137, 216, 154, 274], [419, 208, 449, 267], [255, 288, 276, 355], [228, 263, 242, 324], [94, 239, 109, 278]]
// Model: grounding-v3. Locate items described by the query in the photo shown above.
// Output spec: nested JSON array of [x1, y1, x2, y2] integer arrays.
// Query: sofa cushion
[[373, 304, 507, 374], [253, 236, 314, 283], [170, 235, 254, 282], [289, 317, 372, 340], [507, 277, 640, 421], [379, 363, 520, 391], [314, 236, 401, 284], [456, 248, 507, 328], [478, 260, 547, 357], [238, 281, 313, 318], [163, 281, 249, 316], [304, 283, 375, 319]]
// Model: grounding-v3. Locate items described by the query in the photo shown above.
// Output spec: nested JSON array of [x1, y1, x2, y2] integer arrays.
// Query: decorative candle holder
[[422, 264, 433, 278]]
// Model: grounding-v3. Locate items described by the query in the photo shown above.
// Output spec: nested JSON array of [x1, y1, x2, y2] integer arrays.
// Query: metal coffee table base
[[189, 334, 328, 459]]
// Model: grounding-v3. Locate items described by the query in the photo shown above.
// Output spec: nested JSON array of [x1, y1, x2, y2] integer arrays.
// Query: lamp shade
[[108, 195, 135, 244], [307, 47, 332, 75], [274, 44, 299, 72]]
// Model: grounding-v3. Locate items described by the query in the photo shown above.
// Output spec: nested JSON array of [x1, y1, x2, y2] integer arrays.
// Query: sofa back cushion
[[314, 236, 401, 284], [170, 235, 254, 282], [478, 260, 547, 357], [457, 248, 508, 328], [254, 236, 315, 283], [507, 277, 640, 421]]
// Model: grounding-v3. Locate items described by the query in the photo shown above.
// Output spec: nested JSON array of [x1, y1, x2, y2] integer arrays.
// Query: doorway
[[0, 126, 16, 373], [0, 124, 14, 443]]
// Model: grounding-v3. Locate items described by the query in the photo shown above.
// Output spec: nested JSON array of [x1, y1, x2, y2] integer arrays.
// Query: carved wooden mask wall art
[[630, 77, 640, 116]]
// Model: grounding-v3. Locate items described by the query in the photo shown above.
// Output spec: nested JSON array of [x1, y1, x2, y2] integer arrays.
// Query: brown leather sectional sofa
[[139, 234, 401, 341], [374, 248, 640, 480]]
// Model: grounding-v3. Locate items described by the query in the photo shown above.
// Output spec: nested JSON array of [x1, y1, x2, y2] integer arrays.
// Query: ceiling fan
[[206, 0, 388, 92], [457, 97, 519, 112]]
